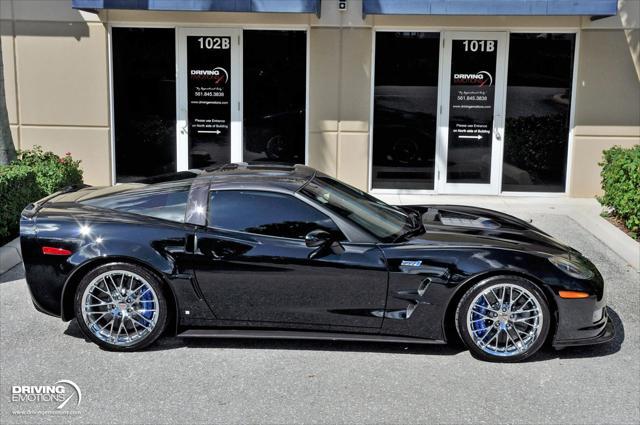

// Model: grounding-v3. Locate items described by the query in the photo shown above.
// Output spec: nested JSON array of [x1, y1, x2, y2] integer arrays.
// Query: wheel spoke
[[482, 330, 499, 347], [85, 302, 108, 308], [515, 308, 538, 315], [512, 327, 527, 350], [93, 285, 113, 300], [135, 287, 152, 302], [509, 290, 524, 308], [471, 311, 495, 320], [81, 270, 159, 347], [130, 315, 152, 331], [467, 283, 543, 358], [513, 316, 539, 323]]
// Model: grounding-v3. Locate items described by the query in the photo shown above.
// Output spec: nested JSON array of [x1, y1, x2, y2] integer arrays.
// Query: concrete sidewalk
[[0, 238, 21, 276], [376, 194, 640, 270]]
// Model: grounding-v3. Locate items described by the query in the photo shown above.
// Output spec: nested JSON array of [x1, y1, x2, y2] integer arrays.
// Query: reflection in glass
[[502, 33, 576, 192], [243, 31, 306, 164], [372, 32, 440, 189], [83, 181, 191, 223], [209, 191, 340, 240], [112, 28, 176, 182]]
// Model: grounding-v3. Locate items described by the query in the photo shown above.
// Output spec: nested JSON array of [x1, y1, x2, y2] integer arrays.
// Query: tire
[[74, 262, 168, 351], [455, 275, 550, 362]]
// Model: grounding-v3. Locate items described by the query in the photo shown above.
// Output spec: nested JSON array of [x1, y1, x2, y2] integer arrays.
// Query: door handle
[[186, 234, 198, 253]]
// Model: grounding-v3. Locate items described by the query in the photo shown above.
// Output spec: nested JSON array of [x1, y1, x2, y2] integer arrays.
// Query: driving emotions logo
[[11, 380, 82, 410], [453, 71, 493, 87], [190, 67, 229, 85]]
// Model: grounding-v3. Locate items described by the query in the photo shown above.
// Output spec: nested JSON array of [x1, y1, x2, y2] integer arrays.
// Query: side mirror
[[305, 230, 332, 248], [306, 230, 345, 258]]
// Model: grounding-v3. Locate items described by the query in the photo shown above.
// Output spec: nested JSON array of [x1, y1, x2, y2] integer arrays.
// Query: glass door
[[177, 28, 242, 171], [437, 32, 508, 194]]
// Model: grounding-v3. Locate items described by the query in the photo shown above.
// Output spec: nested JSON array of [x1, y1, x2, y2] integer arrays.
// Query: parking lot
[[1, 212, 638, 425]]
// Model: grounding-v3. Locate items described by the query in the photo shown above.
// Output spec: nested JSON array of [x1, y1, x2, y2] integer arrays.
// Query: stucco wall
[[1, 0, 638, 196], [1, 0, 110, 185], [570, 0, 640, 197]]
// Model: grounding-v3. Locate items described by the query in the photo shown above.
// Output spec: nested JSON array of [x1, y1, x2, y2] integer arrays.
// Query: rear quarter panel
[[21, 203, 199, 318]]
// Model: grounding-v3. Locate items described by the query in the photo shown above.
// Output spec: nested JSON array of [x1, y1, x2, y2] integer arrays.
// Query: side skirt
[[178, 329, 445, 345]]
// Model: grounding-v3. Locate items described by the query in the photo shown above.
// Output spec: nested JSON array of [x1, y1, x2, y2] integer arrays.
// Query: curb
[[0, 238, 22, 275], [573, 211, 640, 271]]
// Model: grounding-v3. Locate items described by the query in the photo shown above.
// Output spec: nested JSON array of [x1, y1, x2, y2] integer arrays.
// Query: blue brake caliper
[[471, 296, 488, 338], [140, 289, 154, 321]]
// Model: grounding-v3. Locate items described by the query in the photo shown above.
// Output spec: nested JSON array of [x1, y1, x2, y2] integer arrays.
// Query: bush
[[0, 147, 83, 242], [599, 145, 640, 238], [17, 147, 83, 194], [0, 166, 41, 242]]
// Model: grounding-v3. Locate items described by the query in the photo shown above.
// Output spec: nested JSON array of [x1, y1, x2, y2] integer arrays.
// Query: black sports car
[[20, 164, 614, 362]]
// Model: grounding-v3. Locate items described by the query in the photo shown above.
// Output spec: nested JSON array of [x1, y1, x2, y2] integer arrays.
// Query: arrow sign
[[198, 130, 221, 134], [459, 135, 483, 140]]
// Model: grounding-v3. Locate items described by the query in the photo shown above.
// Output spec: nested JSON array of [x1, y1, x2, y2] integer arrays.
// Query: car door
[[192, 189, 388, 329]]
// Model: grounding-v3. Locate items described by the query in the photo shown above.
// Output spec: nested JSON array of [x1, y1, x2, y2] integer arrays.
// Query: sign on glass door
[[186, 35, 232, 168], [447, 39, 498, 184]]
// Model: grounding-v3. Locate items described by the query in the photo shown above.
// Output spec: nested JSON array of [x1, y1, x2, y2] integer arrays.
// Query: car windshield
[[299, 176, 410, 242]]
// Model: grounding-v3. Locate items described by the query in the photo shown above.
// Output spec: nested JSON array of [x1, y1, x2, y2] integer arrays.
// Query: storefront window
[[372, 32, 440, 190], [112, 28, 177, 182], [502, 33, 576, 192], [243, 30, 306, 164]]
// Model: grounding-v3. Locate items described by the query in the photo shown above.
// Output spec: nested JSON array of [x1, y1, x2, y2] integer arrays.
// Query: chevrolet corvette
[[20, 163, 614, 361]]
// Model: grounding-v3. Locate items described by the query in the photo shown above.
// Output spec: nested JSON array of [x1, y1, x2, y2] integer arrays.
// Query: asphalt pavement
[[1, 213, 638, 424]]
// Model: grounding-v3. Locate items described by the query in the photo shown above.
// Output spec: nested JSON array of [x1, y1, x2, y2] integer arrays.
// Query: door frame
[[176, 27, 243, 171], [436, 31, 509, 195], [367, 28, 580, 196], [107, 23, 312, 184]]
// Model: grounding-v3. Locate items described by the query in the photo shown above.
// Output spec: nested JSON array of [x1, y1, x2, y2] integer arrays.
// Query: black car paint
[[20, 164, 613, 348]]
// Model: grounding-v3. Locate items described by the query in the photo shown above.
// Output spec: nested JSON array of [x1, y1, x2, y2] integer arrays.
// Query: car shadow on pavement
[[63, 307, 625, 360], [63, 319, 465, 356]]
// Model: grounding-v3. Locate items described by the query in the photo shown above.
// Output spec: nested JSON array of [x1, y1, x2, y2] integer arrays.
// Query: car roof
[[204, 163, 317, 192]]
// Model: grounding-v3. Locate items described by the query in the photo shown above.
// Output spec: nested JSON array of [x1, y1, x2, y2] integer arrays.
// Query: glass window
[[446, 38, 499, 184], [83, 182, 191, 223], [300, 176, 409, 242], [112, 28, 177, 183], [186, 35, 232, 169], [502, 33, 576, 192], [372, 32, 440, 189], [208, 191, 341, 240], [243, 30, 306, 164]]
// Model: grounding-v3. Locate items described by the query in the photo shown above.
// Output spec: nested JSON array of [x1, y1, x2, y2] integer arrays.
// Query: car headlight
[[549, 256, 594, 280]]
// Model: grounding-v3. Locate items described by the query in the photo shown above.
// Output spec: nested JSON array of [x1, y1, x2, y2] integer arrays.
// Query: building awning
[[362, 0, 618, 16], [72, 0, 321, 16]]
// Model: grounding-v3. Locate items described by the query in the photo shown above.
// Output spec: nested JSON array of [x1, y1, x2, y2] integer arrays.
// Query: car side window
[[208, 190, 344, 240], [84, 184, 190, 223]]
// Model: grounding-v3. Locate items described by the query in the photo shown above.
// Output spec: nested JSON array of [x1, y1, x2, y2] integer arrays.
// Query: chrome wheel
[[81, 270, 159, 347], [466, 283, 544, 357]]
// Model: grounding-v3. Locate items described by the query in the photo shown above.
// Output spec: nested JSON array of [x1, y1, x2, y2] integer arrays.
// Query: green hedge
[[16, 147, 83, 194], [0, 166, 41, 241], [0, 147, 83, 242], [599, 145, 640, 238]]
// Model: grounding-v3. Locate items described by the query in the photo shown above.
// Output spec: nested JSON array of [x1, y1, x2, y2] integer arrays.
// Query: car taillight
[[42, 246, 72, 256]]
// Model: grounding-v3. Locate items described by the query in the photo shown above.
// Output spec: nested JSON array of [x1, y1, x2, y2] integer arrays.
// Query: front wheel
[[74, 263, 168, 351], [455, 276, 550, 362]]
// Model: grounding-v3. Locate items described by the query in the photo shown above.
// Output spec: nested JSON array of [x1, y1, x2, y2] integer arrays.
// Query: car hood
[[397, 204, 576, 256]]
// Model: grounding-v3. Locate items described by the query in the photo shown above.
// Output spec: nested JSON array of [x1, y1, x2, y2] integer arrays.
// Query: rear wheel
[[455, 276, 550, 362], [74, 263, 167, 351]]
